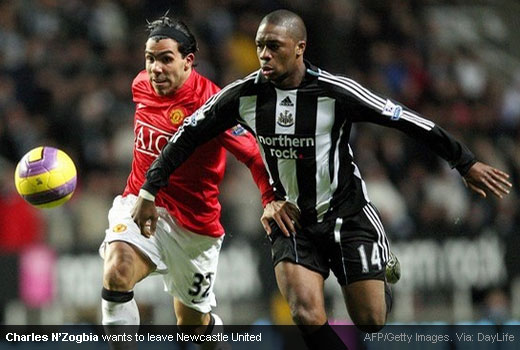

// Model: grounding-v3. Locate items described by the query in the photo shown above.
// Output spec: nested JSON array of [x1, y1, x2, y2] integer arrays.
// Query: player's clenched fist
[[131, 196, 159, 238]]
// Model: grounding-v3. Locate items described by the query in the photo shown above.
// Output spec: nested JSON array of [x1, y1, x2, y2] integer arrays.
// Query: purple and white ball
[[14, 146, 77, 208]]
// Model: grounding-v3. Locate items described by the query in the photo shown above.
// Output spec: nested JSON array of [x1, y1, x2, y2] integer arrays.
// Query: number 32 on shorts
[[188, 272, 214, 300], [357, 243, 382, 273]]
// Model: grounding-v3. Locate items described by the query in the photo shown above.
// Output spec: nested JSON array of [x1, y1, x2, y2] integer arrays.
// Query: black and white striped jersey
[[143, 61, 476, 224]]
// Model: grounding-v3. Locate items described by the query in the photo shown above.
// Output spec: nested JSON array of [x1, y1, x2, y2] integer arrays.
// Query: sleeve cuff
[[141, 180, 160, 196], [139, 189, 156, 202], [261, 189, 276, 207], [455, 158, 477, 176]]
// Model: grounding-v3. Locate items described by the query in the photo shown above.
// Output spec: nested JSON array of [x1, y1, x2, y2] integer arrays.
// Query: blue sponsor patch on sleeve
[[382, 99, 403, 121], [231, 125, 247, 136], [392, 106, 402, 121]]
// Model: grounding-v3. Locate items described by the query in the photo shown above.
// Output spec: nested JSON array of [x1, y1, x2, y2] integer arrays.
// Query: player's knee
[[103, 242, 149, 291], [104, 263, 135, 291], [351, 308, 386, 333], [356, 323, 385, 333], [289, 301, 326, 326], [103, 257, 136, 291]]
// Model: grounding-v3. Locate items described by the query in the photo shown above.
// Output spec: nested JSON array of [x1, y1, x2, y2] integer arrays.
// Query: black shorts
[[268, 203, 390, 286]]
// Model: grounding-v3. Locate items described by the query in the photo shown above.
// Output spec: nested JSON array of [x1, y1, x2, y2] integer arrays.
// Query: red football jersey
[[123, 69, 274, 237]]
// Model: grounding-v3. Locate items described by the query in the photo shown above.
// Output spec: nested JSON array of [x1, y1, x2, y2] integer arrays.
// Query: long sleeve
[[142, 82, 243, 196], [336, 76, 477, 175], [216, 126, 275, 207]]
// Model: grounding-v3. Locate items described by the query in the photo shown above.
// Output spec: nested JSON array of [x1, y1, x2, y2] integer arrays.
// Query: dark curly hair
[[146, 13, 198, 58]]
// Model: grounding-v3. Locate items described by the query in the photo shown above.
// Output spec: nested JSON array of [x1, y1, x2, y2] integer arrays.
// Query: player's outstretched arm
[[261, 201, 301, 237], [463, 162, 512, 199], [131, 192, 159, 238]]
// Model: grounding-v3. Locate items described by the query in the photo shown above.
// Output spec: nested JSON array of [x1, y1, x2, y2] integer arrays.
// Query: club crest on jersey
[[113, 224, 127, 233], [277, 110, 294, 127], [231, 125, 247, 136], [170, 108, 185, 125]]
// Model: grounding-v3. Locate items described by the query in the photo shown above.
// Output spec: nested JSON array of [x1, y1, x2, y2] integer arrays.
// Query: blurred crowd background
[[1, 0, 519, 326]]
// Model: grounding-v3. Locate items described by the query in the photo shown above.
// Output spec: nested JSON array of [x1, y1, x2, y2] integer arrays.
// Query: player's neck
[[274, 61, 306, 89]]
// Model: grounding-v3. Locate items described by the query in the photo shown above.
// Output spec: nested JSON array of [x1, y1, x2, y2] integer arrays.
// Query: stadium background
[[0, 0, 519, 326]]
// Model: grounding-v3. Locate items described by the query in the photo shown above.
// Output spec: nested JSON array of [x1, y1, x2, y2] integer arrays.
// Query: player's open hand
[[131, 196, 159, 238], [463, 162, 512, 199], [261, 200, 301, 237]]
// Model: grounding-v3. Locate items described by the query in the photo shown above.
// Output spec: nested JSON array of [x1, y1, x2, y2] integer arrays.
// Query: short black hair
[[261, 9, 307, 42], [146, 14, 198, 57]]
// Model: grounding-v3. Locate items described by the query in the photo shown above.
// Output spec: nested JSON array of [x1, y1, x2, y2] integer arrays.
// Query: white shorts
[[99, 195, 223, 313]]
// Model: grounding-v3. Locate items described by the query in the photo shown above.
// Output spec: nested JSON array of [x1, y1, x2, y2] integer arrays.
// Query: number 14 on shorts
[[357, 242, 382, 273]]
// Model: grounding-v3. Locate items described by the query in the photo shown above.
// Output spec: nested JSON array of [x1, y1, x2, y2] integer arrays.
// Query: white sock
[[102, 298, 140, 325], [212, 313, 223, 326]]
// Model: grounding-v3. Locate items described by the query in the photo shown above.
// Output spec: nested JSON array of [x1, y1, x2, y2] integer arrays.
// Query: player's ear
[[296, 41, 306, 57], [184, 53, 195, 70]]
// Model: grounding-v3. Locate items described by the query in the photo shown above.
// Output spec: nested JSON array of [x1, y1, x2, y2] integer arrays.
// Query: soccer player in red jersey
[[98, 15, 274, 334]]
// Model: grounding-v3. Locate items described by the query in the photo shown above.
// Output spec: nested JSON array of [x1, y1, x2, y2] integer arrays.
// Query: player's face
[[145, 38, 193, 96], [255, 22, 305, 87]]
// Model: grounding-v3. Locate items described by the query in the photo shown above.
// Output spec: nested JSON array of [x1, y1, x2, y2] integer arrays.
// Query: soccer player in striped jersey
[[132, 9, 512, 349]]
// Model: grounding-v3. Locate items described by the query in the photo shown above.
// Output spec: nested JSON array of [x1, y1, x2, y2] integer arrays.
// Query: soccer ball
[[14, 146, 77, 208], [385, 251, 401, 284]]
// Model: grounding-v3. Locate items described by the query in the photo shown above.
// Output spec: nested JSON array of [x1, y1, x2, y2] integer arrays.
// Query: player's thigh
[[342, 279, 386, 328], [100, 195, 168, 273], [274, 261, 327, 325], [268, 220, 330, 324], [327, 205, 389, 327], [159, 223, 223, 314], [328, 203, 389, 286]]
